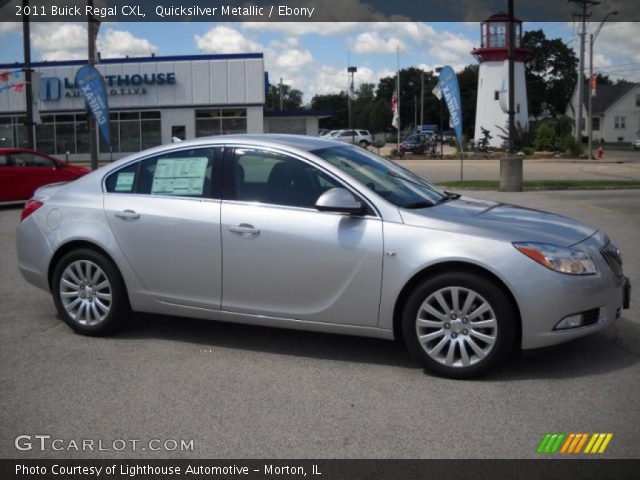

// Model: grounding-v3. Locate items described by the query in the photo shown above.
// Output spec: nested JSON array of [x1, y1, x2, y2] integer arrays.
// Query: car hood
[[400, 195, 598, 247]]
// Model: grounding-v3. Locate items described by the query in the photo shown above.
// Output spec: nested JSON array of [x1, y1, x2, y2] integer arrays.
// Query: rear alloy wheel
[[359, 140, 369, 147], [52, 248, 130, 336], [402, 272, 515, 378]]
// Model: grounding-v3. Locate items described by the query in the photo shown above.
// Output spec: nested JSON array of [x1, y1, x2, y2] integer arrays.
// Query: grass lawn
[[438, 180, 640, 190]]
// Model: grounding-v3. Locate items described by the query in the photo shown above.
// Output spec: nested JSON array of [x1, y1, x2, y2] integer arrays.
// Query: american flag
[[391, 90, 399, 129]]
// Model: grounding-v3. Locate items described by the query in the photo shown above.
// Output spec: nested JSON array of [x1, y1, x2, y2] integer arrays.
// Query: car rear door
[[103, 147, 223, 309], [220, 146, 384, 327]]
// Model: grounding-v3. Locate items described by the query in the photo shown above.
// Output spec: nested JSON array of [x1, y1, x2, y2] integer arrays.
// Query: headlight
[[513, 242, 597, 275]]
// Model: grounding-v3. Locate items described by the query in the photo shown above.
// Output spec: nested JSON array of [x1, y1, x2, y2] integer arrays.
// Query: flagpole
[[396, 47, 400, 155]]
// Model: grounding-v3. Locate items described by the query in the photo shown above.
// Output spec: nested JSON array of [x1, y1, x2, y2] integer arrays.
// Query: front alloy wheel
[[402, 272, 515, 378]]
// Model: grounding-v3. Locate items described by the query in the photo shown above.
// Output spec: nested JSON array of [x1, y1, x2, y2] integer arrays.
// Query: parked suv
[[334, 130, 372, 147]]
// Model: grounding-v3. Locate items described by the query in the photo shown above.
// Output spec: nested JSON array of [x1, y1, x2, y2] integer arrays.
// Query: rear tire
[[52, 248, 130, 336], [401, 271, 516, 378], [359, 140, 369, 147]]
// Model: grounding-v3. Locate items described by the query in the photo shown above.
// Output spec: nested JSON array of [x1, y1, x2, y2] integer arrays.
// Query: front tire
[[401, 272, 516, 378], [52, 248, 130, 336]]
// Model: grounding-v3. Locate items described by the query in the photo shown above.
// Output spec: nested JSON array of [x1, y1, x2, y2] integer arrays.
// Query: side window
[[0, 154, 8, 166], [233, 148, 342, 209], [12, 152, 55, 167], [105, 148, 221, 198], [105, 163, 137, 193], [339, 131, 352, 137]]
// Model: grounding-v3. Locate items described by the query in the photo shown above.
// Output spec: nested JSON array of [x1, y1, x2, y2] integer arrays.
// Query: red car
[[0, 148, 89, 202]]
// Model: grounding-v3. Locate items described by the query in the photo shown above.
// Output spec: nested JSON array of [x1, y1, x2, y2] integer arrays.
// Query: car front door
[[220, 146, 384, 327], [103, 147, 223, 309]]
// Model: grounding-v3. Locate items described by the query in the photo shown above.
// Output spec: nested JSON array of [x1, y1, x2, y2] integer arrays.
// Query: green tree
[[311, 92, 348, 130], [265, 84, 303, 111], [456, 64, 479, 138], [523, 29, 578, 118]]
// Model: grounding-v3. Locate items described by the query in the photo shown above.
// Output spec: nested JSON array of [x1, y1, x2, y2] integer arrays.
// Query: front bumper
[[509, 236, 630, 350]]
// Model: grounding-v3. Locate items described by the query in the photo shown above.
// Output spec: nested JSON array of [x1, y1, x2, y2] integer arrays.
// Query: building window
[[488, 22, 506, 47], [494, 91, 499, 101], [0, 116, 27, 149], [614, 116, 626, 129], [592, 117, 600, 131], [98, 111, 161, 154], [196, 108, 247, 137]]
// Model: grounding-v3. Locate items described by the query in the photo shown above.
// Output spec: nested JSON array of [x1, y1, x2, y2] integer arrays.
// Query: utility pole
[[420, 70, 424, 127], [22, 0, 34, 149], [499, 0, 522, 191], [279, 77, 283, 111], [588, 10, 617, 159], [87, 0, 99, 170], [570, 0, 600, 146]]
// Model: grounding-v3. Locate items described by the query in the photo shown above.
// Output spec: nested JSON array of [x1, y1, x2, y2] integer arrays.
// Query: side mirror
[[315, 188, 366, 215]]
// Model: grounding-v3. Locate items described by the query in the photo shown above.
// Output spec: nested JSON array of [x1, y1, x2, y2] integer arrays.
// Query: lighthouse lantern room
[[472, 13, 530, 148]]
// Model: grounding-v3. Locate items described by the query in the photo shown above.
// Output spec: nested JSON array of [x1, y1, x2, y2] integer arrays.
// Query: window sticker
[[114, 171, 135, 192], [151, 157, 208, 196]]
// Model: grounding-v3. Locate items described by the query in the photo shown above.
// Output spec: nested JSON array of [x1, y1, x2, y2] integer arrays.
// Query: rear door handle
[[114, 209, 140, 221], [229, 223, 260, 236]]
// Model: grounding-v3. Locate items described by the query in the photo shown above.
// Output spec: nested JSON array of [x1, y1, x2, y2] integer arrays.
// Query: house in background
[[566, 81, 640, 143]]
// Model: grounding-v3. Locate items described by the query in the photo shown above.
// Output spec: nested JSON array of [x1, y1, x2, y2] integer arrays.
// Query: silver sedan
[[16, 135, 630, 378]]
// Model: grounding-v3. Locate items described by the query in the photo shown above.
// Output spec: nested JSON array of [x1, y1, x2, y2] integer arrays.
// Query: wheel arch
[[392, 261, 522, 351]]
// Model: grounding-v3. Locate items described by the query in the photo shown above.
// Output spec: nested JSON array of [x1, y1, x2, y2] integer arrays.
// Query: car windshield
[[311, 145, 447, 208]]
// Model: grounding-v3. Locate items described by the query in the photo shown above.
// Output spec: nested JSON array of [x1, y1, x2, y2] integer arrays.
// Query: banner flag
[[75, 65, 111, 144], [438, 66, 463, 147]]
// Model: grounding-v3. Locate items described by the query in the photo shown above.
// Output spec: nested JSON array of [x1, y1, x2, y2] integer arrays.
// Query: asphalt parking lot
[[1, 189, 639, 459]]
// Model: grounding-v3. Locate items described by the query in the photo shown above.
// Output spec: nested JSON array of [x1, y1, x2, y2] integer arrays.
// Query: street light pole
[[347, 66, 357, 144], [21, 0, 35, 150], [588, 10, 618, 159]]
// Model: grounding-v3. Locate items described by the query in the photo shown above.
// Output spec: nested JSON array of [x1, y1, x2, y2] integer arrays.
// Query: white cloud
[[98, 29, 158, 58], [586, 22, 640, 81], [243, 22, 359, 36], [0, 22, 21, 36], [31, 23, 87, 60], [195, 26, 261, 54], [352, 32, 407, 54], [30, 24, 158, 61]]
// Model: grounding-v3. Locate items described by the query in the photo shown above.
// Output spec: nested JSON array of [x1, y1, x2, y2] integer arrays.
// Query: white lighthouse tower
[[473, 13, 530, 148]]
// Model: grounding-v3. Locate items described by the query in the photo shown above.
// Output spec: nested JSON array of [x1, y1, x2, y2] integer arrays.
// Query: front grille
[[601, 243, 623, 277]]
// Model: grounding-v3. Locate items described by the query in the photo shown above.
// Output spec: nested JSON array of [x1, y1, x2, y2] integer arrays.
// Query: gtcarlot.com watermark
[[15, 435, 194, 452]]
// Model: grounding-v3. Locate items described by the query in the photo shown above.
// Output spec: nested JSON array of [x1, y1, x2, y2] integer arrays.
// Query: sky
[[0, 21, 638, 101]]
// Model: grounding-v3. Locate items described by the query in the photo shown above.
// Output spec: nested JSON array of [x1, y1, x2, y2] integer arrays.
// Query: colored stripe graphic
[[539, 433, 613, 454], [537, 433, 565, 454], [585, 433, 614, 454]]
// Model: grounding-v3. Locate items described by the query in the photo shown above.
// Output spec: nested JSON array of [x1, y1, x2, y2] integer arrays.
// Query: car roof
[[165, 134, 345, 152]]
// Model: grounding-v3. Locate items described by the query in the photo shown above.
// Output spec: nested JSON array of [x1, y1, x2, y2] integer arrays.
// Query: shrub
[[533, 121, 556, 151]]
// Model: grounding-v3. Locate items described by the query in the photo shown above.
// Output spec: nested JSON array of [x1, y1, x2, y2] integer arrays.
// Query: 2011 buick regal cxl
[[17, 135, 631, 378]]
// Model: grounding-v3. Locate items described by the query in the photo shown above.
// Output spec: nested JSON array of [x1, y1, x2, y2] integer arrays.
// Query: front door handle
[[229, 223, 260, 236], [114, 209, 140, 221]]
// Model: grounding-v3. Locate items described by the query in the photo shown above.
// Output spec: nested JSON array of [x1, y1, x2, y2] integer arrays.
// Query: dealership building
[[0, 53, 323, 162]]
